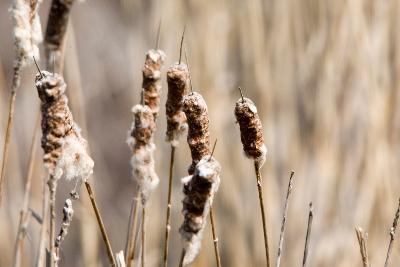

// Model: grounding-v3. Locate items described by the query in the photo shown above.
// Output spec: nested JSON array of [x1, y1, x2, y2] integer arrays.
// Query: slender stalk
[[254, 162, 270, 267], [0, 58, 24, 205], [355, 227, 370, 267], [36, 178, 49, 267], [209, 207, 222, 267], [131, 211, 143, 266], [126, 190, 140, 267], [141, 205, 146, 267], [13, 114, 40, 267], [384, 198, 400, 267], [163, 145, 176, 267], [47, 176, 57, 267], [178, 249, 186, 267], [302, 202, 314, 267], [84, 181, 116, 266], [276, 171, 295, 267]]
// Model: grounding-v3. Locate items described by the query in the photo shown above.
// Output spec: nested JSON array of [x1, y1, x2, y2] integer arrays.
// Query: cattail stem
[[125, 190, 140, 267], [302, 202, 314, 267], [36, 178, 49, 267], [0, 58, 24, 205], [141, 206, 146, 267], [355, 227, 369, 267], [48, 176, 57, 267], [384, 198, 400, 267], [163, 145, 176, 267], [178, 249, 186, 267], [209, 207, 222, 267], [13, 113, 40, 267], [84, 181, 116, 266], [276, 171, 295, 267], [254, 162, 270, 267]]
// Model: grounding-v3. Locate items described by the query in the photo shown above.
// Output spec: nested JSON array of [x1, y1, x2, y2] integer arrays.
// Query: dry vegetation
[[1, 0, 400, 267]]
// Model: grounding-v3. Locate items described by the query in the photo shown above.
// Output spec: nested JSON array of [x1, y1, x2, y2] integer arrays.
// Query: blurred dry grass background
[[1, 0, 400, 266]]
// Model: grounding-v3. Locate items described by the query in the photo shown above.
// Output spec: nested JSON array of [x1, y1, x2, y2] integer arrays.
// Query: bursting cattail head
[[183, 92, 211, 174], [234, 97, 267, 167], [12, 0, 43, 64], [165, 62, 189, 146], [127, 104, 159, 204], [35, 71, 94, 181], [142, 49, 166, 118], [180, 156, 221, 265]]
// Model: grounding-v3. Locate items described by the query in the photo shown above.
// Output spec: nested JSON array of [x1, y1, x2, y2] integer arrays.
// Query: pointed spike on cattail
[[33, 56, 43, 79], [209, 139, 218, 161], [179, 25, 186, 64], [184, 47, 193, 94], [155, 19, 162, 50], [238, 87, 244, 102]]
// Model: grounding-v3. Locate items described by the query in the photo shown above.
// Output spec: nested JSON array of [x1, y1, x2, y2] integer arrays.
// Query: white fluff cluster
[[53, 135, 94, 182], [11, 0, 43, 64], [130, 143, 159, 204], [180, 156, 221, 266]]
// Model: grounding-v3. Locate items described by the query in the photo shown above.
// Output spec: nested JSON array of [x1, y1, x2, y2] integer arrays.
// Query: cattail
[[55, 197, 74, 248], [127, 104, 159, 204], [183, 92, 211, 174], [179, 156, 221, 266], [11, 0, 42, 65], [142, 49, 166, 119], [165, 63, 189, 146], [35, 71, 94, 181], [234, 97, 267, 168]]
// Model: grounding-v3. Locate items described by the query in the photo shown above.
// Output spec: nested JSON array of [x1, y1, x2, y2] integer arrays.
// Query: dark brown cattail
[[183, 92, 211, 174], [127, 104, 159, 204], [142, 49, 166, 118], [179, 156, 221, 266], [234, 97, 267, 167], [165, 63, 189, 146]]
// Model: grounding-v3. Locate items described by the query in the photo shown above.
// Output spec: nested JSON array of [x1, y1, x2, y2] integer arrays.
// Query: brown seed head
[[165, 62, 189, 146], [142, 49, 166, 118], [234, 97, 267, 167], [183, 92, 211, 174], [129, 104, 156, 151]]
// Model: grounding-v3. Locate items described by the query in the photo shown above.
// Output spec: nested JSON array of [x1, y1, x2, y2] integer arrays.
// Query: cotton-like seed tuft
[[183, 92, 211, 174], [165, 63, 189, 146], [234, 97, 267, 167], [179, 156, 221, 265], [55, 198, 74, 248]]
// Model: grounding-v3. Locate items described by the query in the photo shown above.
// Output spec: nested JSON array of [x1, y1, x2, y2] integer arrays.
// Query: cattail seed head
[[127, 104, 159, 204], [234, 97, 267, 167], [35, 71, 94, 181], [55, 198, 74, 248], [12, 0, 43, 64], [183, 92, 211, 174], [180, 156, 221, 265], [142, 49, 166, 118], [165, 62, 189, 146]]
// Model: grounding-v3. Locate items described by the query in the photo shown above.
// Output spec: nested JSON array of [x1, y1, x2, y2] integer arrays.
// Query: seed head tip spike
[[33, 56, 44, 79], [209, 139, 218, 161], [179, 25, 186, 64], [238, 87, 244, 102]]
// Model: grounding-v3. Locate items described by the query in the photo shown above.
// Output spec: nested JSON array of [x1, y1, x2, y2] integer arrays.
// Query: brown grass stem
[[163, 145, 176, 267], [209, 207, 222, 267], [276, 171, 295, 267], [355, 227, 370, 267], [384, 198, 400, 267], [36, 178, 49, 267], [141, 205, 146, 267], [178, 249, 186, 267], [125, 190, 140, 266], [0, 57, 24, 205], [13, 113, 40, 267], [48, 176, 57, 267], [84, 181, 116, 266], [302, 202, 314, 267], [178, 26, 186, 65], [254, 162, 270, 267]]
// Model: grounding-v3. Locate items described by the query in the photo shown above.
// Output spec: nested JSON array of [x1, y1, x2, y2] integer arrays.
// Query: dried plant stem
[[36, 179, 49, 267], [13, 114, 40, 267], [48, 176, 57, 267], [141, 206, 146, 267], [355, 227, 370, 267], [131, 210, 143, 266], [84, 181, 116, 266], [0, 58, 24, 205], [276, 171, 295, 267], [209, 207, 222, 267], [384, 198, 400, 267], [254, 162, 270, 267], [163, 145, 176, 267], [302, 202, 314, 267], [126, 190, 140, 267], [178, 249, 186, 267]]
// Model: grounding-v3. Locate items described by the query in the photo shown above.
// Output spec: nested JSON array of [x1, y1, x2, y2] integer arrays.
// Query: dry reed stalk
[[116, 251, 126, 267], [209, 207, 222, 267], [44, 0, 76, 72], [302, 203, 313, 267], [276, 171, 295, 267], [141, 206, 146, 267], [234, 90, 269, 267], [0, 0, 42, 205], [163, 29, 189, 267], [179, 156, 221, 266], [12, 113, 40, 267], [384, 198, 400, 267], [125, 190, 140, 266], [355, 227, 370, 267], [36, 178, 49, 267]]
